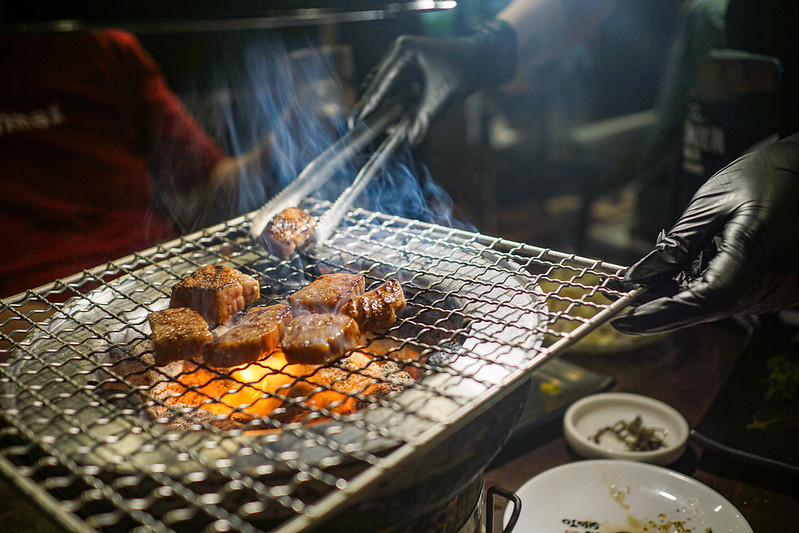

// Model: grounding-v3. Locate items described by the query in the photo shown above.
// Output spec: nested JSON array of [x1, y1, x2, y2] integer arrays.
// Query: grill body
[[0, 202, 635, 531]]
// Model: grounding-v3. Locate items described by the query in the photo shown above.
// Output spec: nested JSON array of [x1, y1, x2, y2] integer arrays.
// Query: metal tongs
[[249, 101, 410, 249]]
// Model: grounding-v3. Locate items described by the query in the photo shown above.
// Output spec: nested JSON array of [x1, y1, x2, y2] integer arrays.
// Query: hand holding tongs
[[249, 100, 410, 249]]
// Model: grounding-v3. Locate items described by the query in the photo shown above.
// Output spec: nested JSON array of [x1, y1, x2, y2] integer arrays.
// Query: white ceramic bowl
[[563, 392, 689, 465], [504, 460, 753, 533]]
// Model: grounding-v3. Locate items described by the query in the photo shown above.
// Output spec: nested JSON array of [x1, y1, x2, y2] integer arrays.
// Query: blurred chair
[[570, 0, 732, 254], [472, 0, 729, 258], [556, 108, 658, 252], [559, 47, 780, 258]]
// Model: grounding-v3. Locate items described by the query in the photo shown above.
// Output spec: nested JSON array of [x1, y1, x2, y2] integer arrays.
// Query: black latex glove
[[349, 19, 517, 146], [612, 133, 799, 335]]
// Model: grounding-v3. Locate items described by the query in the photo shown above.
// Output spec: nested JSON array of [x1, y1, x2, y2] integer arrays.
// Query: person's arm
[[612, 132, 799, 335], [109, 30, 275, 231], [497, 0, 615, 69], [350, 0, 616, 145], [174, 134, 275, 231]]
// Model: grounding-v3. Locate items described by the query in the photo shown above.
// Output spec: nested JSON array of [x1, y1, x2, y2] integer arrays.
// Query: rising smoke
[[173, 31, 473, 233]]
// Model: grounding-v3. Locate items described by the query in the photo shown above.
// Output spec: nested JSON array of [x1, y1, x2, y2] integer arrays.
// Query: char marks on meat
[[148, 308, 213, 366], [282, 313, 362, 365], [288, 272, 365, 315], [262, 207, 317, 259], [204, 304, 292, 368], [342, 279, 407, 332], [170, 265, 259, 324]]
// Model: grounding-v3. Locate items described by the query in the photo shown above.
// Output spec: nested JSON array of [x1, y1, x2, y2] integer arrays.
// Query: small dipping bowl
[[563, 392, 689, 465]]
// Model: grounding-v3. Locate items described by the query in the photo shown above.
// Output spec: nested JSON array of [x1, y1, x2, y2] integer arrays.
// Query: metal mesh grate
[[0, 202, 637, 532]]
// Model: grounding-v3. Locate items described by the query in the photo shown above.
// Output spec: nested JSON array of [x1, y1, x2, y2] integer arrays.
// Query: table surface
[[484, 319, 799, 532]]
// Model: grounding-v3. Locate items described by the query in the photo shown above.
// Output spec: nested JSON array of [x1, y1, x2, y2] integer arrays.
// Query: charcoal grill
[[0, 200, 637, 531]]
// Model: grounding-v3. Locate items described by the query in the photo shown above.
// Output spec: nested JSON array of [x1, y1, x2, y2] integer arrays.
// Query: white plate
[[504, 460, 753, 533], [563, 393, 689, 465]]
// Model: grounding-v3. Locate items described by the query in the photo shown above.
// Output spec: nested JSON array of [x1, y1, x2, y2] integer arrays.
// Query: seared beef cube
[[204, 304, 292, 368], [148, 308, 212, 366], [170, 265, 259, 324], [262, 207, 317, 259], [288, 272, 365, 315], [342, 279, 406, 332], [282, 313, 361, 364]]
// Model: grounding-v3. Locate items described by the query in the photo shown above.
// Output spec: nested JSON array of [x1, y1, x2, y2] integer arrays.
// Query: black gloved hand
[[349, 19, 517, 146], [612, 133, 799, 335]]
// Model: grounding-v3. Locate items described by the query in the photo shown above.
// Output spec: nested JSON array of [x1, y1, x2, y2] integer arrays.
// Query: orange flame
[[162, 343, 422, 426]]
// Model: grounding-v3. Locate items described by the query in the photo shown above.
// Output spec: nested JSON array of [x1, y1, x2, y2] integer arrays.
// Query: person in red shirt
[[0, 30, 272, 297]]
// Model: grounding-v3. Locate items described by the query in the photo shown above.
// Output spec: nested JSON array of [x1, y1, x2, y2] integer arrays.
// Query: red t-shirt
[[0, 30, 226, 298]]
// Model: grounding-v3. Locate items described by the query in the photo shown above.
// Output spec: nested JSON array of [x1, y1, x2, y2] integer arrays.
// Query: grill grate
[[0, 202, 637, 532]]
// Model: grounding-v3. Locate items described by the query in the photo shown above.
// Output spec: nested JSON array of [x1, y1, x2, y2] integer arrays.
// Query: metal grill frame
[[0, 204, 638, 532]]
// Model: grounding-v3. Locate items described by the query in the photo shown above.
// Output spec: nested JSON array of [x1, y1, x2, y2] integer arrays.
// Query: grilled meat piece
[[148, 308, 212, 366], [170, 265, 259, 324], [282, 313, 361, 364], [204, 304, 292, 368], [342, 279, 406, 332], [288, 272, 365, 315], [262, 207, 317, 259]]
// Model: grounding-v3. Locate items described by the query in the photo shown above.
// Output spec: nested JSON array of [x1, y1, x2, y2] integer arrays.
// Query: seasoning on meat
[[342, 279, 406, 332], [170, 265, 260, 324], [148, 308, 213, 366], [288, 272, 365, 316], [282, 313, 362, 364], [204, 304, 292, 368], [262, 207, 318, 259]]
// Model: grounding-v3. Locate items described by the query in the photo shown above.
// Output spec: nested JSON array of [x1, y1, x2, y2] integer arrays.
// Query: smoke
[[365, 145, 473, 230], [175, 31, 472, 233]]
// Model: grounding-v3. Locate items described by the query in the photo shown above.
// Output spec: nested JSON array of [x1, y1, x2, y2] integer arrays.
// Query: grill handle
[[486, 485, 521, 533]]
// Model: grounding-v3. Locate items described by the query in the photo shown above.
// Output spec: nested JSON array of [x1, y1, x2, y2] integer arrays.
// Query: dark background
[[131, 0, 683, 260]]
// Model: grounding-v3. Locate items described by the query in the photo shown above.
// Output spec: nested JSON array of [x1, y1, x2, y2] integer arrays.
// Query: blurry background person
[[0, 30, 274, 298], [635, 0, 798, 241], [632, 0, 730, 241], [614, 0, 799, 335]]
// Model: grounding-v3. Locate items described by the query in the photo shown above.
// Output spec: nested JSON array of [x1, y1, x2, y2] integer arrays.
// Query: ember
[[150, 343, 420, 430]]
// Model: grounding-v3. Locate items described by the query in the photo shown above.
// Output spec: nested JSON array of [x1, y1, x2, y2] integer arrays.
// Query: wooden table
[[484, 320, 799, 532]]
